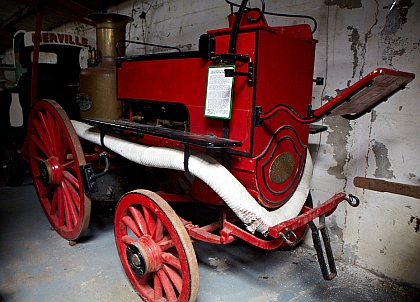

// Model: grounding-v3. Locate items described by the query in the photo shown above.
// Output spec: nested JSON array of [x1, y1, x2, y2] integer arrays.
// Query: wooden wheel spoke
[[50, 187, 59, 216], [46, 110, 58, 154], [38, 111, 56, 155], [162, 264, 183, 294], [30, 134, 50, 158], [57, 186, 65, 227], [129, 206, 149, 235], [138, 275, 149, 286], [62, 181, 79, 226], [32, 155, 47, 163], [33, 119, 54, 157], [153, 273, 163, 300], [142, 205, 156, 236], [61, 160, 75, 171], [42, 184, 54, 199], [63, 178, 81, 212], [48, 113, 66, 160], [63, 171, 79, 189], [157, 269, 177, 301], [60, 138, 69, 163], [161, 252, 181, 271], [121, 235, 136, 245], [121, 215, 143, 238], [61, 184, 74, 230], [158, 236, 175, 251], [152, 217, 164, 242]]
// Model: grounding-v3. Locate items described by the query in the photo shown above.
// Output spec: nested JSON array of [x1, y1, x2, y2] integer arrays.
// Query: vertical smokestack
[[79, 13, 133, 120]]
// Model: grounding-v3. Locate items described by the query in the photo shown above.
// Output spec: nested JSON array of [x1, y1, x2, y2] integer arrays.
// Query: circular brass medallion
[[269, 152, 295, 184]]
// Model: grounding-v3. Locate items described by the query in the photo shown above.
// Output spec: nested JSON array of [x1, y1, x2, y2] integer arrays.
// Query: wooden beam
[[354, 177, 420, 199], [12, 0, 95, 27], [52, 0, 94, 17], [1, 6, 34, 28], [43, 6, 95, 27]]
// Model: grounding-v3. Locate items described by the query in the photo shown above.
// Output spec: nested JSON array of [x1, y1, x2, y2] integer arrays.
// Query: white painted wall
[[4, 0, 419, 287], [304, 0, 420, 287]]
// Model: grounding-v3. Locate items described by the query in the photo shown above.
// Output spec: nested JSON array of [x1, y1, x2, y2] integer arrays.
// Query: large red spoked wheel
[[114, 190, 199, 302], [28, 99, 90, 240]]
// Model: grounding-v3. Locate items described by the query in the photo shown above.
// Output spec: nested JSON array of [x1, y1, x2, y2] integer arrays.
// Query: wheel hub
[[38, 156, 63, 186], [126, 237, 162, 277], [126, 242, 149, 277]]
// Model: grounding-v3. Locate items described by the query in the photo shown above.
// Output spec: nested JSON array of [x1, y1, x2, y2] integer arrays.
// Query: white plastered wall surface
[[4, 0, 417, 287], [304, 0, 420, 286]]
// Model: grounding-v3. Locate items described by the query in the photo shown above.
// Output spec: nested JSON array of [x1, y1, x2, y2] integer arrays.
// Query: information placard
[[204, 65, 235, 119]]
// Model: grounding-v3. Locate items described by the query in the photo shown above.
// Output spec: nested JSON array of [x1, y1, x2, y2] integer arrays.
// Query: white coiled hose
[[72, 120, 313, 235]]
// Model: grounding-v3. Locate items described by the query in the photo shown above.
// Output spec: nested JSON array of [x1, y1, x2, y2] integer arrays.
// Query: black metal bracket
[[254, 106, 263, 126], [80, 152, 110, 194], [224, 62, 254, 86], [309, 124, 328, 134], [313, 77, 324, 85], [211, 53, 249, 65], [183, 144, 191, 175], [199, 34, 216, 60], [80, 164, 97, 194], [309, 215, 337, 280], [307, 104, 316, 119], [99, 127, 106, 147]]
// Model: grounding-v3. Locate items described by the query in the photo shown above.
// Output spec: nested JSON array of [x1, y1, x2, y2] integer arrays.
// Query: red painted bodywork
[[117, 14, 317, 209], [114, 9, 414, 248]]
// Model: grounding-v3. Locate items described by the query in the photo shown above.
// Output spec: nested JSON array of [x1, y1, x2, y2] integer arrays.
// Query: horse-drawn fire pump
[[27, 0, 415, 301]]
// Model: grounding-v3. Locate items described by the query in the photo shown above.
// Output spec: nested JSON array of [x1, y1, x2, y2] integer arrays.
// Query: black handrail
[[115, 40, 181, 57], [228, 0, 249, 57]]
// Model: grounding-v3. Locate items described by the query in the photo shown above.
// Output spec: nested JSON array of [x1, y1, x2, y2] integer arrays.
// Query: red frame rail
[[257, 68, 415, 125]]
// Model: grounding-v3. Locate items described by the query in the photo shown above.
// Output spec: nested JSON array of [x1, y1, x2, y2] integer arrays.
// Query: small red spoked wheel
[[28, 99, 91, 240], [114, 190, 199, 302]]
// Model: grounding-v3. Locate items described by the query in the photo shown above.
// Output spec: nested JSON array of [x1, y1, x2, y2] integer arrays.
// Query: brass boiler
[[80, 13, 133, 119]]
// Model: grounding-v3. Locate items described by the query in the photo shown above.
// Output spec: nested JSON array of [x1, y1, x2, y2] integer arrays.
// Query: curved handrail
[[225, 0, 318, 33], [247, 0, 266, 23]]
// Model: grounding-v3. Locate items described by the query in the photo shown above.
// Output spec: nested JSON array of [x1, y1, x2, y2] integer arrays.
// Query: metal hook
[[345, 194, 360, 207], [278, 228, 298, 247], [90, 152, 110, 181]]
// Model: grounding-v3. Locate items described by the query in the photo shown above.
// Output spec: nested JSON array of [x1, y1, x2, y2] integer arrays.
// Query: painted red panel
[[117, 21, 317, 208], [249, 25, 316, 207], [117, 51, 253, 154]]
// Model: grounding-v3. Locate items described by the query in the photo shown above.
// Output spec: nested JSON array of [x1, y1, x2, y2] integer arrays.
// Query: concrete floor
[[1, 178, 420, 302]]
